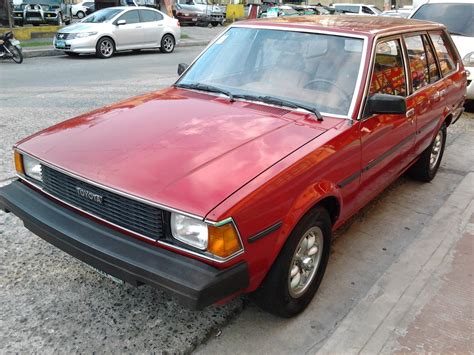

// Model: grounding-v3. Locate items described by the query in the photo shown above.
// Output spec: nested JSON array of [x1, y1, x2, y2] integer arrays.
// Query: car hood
[[17, 88, 334, 217], [451, 35, 474, 59]]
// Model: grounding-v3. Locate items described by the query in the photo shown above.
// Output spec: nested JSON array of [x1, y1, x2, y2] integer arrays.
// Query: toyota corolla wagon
[[1, 16, 467, 317]]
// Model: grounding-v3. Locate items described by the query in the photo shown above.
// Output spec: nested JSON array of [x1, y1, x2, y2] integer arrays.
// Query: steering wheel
[[303, 79, 352, 103]]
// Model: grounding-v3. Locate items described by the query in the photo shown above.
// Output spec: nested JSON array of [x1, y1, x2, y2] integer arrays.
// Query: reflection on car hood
[[17, 87, 336, 217]]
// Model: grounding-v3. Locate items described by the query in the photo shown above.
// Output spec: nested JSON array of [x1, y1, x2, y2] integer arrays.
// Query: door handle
[[406, 108, 415, 118], [135, 25, 142, 28]]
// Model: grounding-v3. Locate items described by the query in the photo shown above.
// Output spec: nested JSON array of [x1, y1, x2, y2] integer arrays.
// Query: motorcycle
[[0, 32, 23, 64]]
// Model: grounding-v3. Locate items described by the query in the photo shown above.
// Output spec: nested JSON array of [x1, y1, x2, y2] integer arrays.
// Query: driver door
[[113, 9, 143, 50], [358, 37, 416, 205]]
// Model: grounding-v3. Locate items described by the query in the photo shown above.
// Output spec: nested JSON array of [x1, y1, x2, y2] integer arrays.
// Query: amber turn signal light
[[14, 151, 24, 175], [207, 223, 242, 258]]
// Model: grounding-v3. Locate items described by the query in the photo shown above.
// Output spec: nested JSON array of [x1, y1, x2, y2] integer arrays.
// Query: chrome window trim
[[14, 149, 245, 263], [175, 24, 370, 120]]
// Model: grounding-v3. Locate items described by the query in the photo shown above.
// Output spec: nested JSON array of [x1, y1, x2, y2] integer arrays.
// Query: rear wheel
[[9, 45, 23, 64], [160, 34, 175, 53], [76, 11, 85, 19], [252, 207, 332, 317], [95, 37, 115, 59], [409, 123, 446, 182]]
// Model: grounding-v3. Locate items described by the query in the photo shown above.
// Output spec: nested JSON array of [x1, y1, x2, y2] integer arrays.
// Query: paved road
[[0, 47, 246, 354], [1, 51, 473, 354]]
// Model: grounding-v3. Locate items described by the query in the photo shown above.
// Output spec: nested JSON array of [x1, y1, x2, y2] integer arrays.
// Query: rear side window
[[405, 35, 430, 91], [362, 6, 372, 14], [140, 9, 162, 22], [336, 5, 359, 13], [370, 39, 407, 96], [429, 32, 457, 76], [422, 35, 440, 83]]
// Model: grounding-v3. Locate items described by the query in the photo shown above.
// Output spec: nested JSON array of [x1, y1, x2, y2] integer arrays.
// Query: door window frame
[[361, 34, 410, 120]]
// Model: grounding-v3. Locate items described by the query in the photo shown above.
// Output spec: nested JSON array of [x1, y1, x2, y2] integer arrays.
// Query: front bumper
[[53, 36, 97, 54], [0, 180, 249, 309]]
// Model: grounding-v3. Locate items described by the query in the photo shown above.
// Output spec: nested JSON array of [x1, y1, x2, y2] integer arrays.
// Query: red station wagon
[[0, 16, 467, 317]]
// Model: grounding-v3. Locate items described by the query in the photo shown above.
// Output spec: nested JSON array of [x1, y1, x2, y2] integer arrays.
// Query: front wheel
[[160, 34, 175, 53], [9, 45, 23, 64], [95, 37, 115, 59], [409, 123, 446, 182], [252, 207, 332, 317], [76, 11, 85, 19]]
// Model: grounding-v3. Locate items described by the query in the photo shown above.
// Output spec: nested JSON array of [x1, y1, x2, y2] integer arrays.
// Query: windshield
[[370, 6, 382, 14], [412, 3, 474, 37], [178, 28, 364, 116], [82, 8, 122, 23]]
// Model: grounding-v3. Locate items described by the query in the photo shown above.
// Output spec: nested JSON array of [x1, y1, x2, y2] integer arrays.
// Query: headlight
[[71, 32, 97, 39], [15, 152, 42, 182], [463, 52, 474, 67], [171, 213, 208, 250], [170, 213, 243, 258]]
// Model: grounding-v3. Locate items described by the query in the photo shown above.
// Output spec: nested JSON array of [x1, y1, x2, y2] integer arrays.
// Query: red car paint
[[14, 16, 467, 297]]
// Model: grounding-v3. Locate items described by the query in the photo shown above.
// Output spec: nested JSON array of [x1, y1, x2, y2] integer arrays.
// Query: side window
[[362, 6, 372, 14], [370, 39, 407, 96], [422, 35, 440, 83], [429, 32, 457, 76], [140, 10, 162, 22], [116, 9, 140, 24], [405, 35, 430, 91]]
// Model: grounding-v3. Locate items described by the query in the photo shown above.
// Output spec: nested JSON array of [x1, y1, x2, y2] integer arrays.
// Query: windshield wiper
[[234, 94, 323, 121], [175, 82, 234, 101], [449, 31, 468, 36]]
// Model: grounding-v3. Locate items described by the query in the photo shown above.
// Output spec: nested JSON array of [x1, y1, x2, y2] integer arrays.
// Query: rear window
[[411, 3, 474, 37]]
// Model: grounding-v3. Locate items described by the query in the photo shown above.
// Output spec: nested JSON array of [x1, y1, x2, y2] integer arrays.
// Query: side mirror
[[117, 19, 126, 25], [177, 63, 189, 75], [364, 93, 407, 116]]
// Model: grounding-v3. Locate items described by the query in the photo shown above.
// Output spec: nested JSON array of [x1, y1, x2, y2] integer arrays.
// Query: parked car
[[53, 6, 180, 58], [12, 0, 71, 26], [174, 0, 224, 26], [333, 3, 382, 15], [381, 8, 412, 18], [0, 16, 467, 318], [410, 0, 474, 100], [259, 5, 300, 18], [72, 1, 95, 19]]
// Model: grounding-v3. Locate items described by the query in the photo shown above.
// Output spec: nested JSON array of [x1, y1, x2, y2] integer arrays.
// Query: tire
[[211, 21, 218, 27], [409, 123, 446, 182], [252, 207, 332, 317], [160, 34, 175, 53], [77, 11, 85, 19], [65, 51, 80, 57], [95, 37, 115, 59], [9, 45, 23, 64]]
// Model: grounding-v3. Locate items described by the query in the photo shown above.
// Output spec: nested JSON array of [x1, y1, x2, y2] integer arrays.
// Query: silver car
[[54, 6, 181, 58]]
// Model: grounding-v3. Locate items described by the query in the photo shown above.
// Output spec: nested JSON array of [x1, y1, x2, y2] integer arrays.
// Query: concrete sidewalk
[[318, 173, 473, 353]]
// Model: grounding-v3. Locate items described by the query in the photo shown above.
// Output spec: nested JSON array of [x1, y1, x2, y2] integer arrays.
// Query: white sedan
[[72, 1, 94, 19], [54, 6, 181, 58]]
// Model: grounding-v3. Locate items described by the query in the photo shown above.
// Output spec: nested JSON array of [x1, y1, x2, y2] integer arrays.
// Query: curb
[[22, 40, 209, 58]]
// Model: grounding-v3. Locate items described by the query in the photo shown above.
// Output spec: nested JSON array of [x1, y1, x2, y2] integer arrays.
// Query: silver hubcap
[[288, 226, 324, 298], [430, 130, 443, 170], [100, 40, 113, 57], [163, 36, 173, 51]]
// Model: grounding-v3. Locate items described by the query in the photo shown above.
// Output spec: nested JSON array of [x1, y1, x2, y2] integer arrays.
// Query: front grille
[[41, 165, 164, 240], [56, 33, 71, 40]]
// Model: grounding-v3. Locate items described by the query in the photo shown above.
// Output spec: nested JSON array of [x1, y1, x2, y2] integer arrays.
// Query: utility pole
[[6, 0, 13, 29]]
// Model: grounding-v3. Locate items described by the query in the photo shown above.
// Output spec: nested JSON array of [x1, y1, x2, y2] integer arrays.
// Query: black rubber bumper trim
[[0, 180, 249, 309]]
